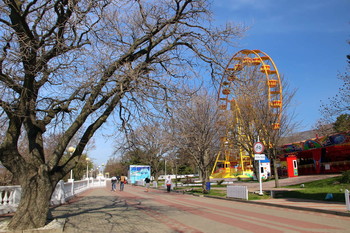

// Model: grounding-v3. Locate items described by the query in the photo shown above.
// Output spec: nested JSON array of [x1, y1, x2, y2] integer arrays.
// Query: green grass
[[279, 176, 350, 202], [206, 189, 227, 197], [248, 192, 271, 200], [179, 186, 270, 200], [174, 175, 350, 202], [181, 187, 272, 200]]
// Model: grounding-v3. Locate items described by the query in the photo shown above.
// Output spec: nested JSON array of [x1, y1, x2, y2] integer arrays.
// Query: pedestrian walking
[[165, 176, 172, 192], [144, 177, 151, 192], [120, 175, 127, 191], [111, 176, 117, 191]]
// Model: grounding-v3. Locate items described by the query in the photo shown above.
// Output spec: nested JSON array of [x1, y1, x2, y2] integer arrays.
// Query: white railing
[[345, 189, 350, 211], [0, 186, 22, 215], [0, 178, 106, 214], [51, 178, 106, 205]]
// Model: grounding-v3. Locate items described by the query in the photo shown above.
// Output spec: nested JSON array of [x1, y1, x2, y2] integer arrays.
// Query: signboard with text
[[129, 165, 151, 184], [254, 154, 266, 160]]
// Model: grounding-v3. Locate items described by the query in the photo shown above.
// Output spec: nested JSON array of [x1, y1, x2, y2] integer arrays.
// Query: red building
[[278, 131, 350, 176]]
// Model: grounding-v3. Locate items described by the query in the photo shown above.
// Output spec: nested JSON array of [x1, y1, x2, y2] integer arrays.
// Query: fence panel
[[227, 185, 248, 200]]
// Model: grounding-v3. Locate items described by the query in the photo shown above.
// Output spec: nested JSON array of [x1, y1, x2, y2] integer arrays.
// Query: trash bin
[[206, 182, 211, 191]]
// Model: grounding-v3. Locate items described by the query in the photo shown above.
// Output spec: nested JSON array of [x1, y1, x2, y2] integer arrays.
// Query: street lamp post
[[164, 160, 167, 176], [86, 157, 90, 180], [68, 147, 75, 182]]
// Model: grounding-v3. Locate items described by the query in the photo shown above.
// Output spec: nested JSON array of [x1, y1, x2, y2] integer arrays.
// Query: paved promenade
[[49, 177, 350, 233]]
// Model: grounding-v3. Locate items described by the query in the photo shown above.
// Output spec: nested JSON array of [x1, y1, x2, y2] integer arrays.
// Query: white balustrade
[[0, 178, 106, 214], [0, 186, 21, 214]]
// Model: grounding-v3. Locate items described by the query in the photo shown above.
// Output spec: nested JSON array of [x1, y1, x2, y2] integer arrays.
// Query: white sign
[[253, 142, 264, 154], [254, 154, 266, 160]]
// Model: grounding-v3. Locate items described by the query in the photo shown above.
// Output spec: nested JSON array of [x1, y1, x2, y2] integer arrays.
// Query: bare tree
[[313, 120, 335, 136], [169, 91, 222, 193], [257, 83, 298, 188], [224, 74, 298, 187], [104, 157, 125, 177], [127, 121, 169, 181], [0, 1, 243, 229], [318, 45, 350, 132], [322, 56, 350, 117]]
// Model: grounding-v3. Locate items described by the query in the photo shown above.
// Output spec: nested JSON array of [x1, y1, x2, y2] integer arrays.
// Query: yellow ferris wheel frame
[[211, 49, 283, 179]]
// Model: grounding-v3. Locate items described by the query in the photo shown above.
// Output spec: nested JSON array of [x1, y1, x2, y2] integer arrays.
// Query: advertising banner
[[129, 165, 151, 184]]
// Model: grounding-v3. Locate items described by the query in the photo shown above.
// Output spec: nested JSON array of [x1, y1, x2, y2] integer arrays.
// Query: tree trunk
[[273, 159, 280, 188], [8, 173, 55, 230], [201, 168, 210, 194]]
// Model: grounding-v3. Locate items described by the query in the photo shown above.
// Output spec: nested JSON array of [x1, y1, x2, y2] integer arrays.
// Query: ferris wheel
[[211, 49, 283, 179], [218, 49, 283, 129]]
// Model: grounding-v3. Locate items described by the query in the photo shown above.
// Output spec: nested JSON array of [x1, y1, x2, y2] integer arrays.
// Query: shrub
[[216, 180, 224, 185], [340, 170, 350, 183]]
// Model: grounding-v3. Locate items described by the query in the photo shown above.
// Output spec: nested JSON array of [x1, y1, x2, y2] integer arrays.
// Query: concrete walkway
[[48, 176, 350, 233]]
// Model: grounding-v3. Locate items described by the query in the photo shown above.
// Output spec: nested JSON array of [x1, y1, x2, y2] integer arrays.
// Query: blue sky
[[89, 0, 350, 167], [213, 0, 349, 127]]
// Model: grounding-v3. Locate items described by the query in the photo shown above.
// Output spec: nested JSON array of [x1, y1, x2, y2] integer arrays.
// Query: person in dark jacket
[[144, 177, 151, 192]]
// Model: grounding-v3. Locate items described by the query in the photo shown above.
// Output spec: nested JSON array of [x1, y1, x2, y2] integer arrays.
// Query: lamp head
[[68, 147, 75, 153]]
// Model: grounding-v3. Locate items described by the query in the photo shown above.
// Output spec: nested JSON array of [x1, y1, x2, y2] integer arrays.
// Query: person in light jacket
[[120, 175, 127, 191], [165, 176, 172, 192]]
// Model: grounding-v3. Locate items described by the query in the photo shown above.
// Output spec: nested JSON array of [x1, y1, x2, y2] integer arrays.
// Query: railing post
[[152, 181, 158, 188], [3, 191, 9, 205], [51, 180, 66, 205], [71, 180, 74, 196], [346, 189, 349, 210], [8, 189, 14, 205], [13, 187, 21, 205]]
